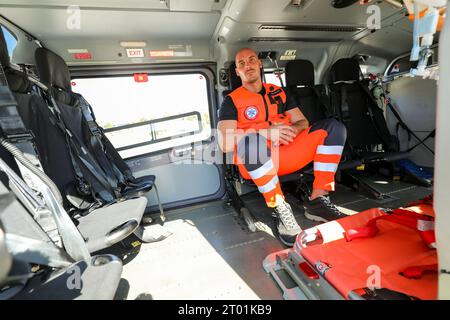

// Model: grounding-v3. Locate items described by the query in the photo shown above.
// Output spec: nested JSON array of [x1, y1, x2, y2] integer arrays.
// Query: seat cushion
[[133, 175, 155, 186], [122, 175, 155, 197], [77, 197, 147, 252], [13, 255, 123, 300]]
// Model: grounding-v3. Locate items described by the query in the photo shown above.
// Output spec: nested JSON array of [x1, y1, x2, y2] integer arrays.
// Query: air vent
[[259, 25, 364, 33], [249, 37, 342, 43]]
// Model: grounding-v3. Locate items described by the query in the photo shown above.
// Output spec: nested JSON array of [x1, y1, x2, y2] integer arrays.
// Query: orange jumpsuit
[[228, 83, 347, 207]]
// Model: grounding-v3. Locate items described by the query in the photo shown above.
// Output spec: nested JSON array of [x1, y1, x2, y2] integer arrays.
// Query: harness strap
[[340, 85, 350, 122], [45, 92, 118, 202], [76, 93, 133, 185], [400, 264, 438, 279], [311, 86, 332, 118], [356, 82, 394, 149], [77, 95, 125, 185], [345, 208, 435, 249]]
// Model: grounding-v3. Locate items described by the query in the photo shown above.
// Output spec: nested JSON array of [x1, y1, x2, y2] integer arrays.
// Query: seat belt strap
[[45, 93, 119, 201], [67, 97, 122, 192], [340, 85, 350, 122], [76, 93, 130, 185], [0, 149, 90, 262], [28, 75, 121, 202], [102, 135, 134, 182], [356, 82, 394, 148], [0, 65, 47, 193], [49, 102, 116, 202], [5, 233, 72, 268], [312, 86, 332, 118]]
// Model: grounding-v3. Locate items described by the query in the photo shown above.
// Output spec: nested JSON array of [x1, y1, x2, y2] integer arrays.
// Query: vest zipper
[[260, 93, 269, 122]]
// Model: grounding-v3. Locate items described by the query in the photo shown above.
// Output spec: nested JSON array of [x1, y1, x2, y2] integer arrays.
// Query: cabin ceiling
[[0, 0, 417, 65], [0, 0, 224, 40]]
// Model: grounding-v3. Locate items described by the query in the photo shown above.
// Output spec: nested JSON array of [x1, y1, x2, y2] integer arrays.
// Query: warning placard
[[149, 50, 175, 58], [280, 49, 297, 61]]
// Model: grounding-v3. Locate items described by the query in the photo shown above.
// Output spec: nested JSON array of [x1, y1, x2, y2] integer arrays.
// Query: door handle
[[172, 146, 193, 157]]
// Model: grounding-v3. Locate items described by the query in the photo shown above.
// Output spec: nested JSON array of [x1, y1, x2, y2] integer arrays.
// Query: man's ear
[[235, 68, 240, 78]]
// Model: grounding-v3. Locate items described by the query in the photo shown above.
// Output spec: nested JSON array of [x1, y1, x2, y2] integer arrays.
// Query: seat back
[[285, 59, 330, 124], [222, 61, 243, 98], [36, 48, 132, 177], [1, 28, 117, 208], [229, 61, 243, 89], [329, 58, 394, 150], [5, 69, 120, 208], [33, 47, 149, 206], [0, 177, 123, 300]]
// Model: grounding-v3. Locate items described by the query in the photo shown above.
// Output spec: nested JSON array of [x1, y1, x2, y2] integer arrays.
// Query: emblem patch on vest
[[244, 106, 258, 120]]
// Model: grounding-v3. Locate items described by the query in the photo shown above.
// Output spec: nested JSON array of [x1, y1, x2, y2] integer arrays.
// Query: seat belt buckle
[[88, 122, 101, 134], [3, 131, 34, 144], [76, 178, 92, 196]]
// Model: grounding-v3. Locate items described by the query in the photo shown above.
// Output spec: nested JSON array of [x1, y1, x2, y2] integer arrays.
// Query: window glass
[[72, 73, 211, 158], [264, 71, 286, 87], [1, 26, 17, 59]]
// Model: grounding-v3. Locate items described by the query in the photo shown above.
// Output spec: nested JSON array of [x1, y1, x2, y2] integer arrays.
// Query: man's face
[[235, 49, 262, 84]]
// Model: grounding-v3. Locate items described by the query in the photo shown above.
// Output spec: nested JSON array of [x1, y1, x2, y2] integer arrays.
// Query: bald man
[[218, 48, 347, 246]]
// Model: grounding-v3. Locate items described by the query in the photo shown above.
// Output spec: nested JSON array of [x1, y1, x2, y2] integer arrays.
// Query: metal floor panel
[[329, 183, 433, 213], [108, 201, 284, 300]]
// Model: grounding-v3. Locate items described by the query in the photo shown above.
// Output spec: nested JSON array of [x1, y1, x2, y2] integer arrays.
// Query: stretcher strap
[[344, 209, 435, 248], [407, 194, 433, 207], [400, 264, 438, 279]]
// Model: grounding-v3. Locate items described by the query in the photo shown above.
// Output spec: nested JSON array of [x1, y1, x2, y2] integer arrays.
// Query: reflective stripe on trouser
[[309, 119, 346, 191], [247, 161, 283, 208], [236, 118, 346, 205], [236, 133, 284, 208]]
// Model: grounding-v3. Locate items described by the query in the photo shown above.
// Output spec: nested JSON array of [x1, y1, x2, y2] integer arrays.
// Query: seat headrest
[[0, 29, 11, 67], [330, 58, 361, 83], [228, 61, 242, 90], [35, 47, 71, 91], [0, 30, 33, 93], [285, 59, 315, 87], [5, 68, 33, 93]]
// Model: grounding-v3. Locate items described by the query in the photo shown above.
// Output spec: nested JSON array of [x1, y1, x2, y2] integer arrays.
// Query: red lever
[[134, 73, 148, 83]]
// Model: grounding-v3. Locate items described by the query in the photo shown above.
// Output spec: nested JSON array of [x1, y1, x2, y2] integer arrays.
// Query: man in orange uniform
[[217, 48, 347, 246]]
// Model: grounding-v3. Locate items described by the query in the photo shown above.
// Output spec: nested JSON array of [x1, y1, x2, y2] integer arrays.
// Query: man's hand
[[266, 123, 297, 146], [286, 107, 309, 139], [289, 122, 307, 136]]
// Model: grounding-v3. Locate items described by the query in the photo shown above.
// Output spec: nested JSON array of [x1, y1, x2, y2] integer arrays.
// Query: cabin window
[[1, 26, 18, 59], [72, 73, 212, 159], [264, 70, 286, 87]]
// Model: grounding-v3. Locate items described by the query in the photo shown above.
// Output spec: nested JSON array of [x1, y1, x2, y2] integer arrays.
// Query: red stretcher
[[263, 197, 438, 300]]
